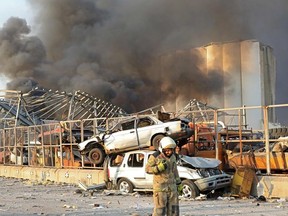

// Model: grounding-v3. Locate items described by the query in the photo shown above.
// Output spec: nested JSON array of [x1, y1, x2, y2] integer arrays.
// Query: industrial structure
[[0, 40, 287, 199], [161, 40, 276, 130]]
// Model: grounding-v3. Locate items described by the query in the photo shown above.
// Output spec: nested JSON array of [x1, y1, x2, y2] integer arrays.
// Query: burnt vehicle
[[38, 126, 94, 145], [61, 129, 94, 144], [78, 115, 193, 166], [105, 150, 231, 198]]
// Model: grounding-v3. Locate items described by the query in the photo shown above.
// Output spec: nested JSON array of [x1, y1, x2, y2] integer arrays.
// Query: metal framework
[[175, 99, 226, 123], [0, 89, 126, 128]]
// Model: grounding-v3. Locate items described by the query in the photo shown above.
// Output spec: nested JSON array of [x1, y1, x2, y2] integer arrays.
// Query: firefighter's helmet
[[159, 136, 176, 152]]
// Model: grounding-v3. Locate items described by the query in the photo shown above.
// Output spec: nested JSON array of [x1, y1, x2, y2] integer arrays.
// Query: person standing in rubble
[[145, 136, 183, 216]]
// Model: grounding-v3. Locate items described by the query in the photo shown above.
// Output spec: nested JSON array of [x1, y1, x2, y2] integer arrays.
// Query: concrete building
[[160, 40, 276, 129]]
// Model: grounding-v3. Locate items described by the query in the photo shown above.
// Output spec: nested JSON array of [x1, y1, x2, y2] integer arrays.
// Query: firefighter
[[145, 136, 183, 216]]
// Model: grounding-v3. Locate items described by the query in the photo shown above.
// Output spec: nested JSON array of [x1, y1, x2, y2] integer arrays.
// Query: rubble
[[0, 177, 287, 215]]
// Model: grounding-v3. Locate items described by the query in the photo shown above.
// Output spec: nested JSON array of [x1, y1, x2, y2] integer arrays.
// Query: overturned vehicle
[[104, 150, 231, 198], [77, 115, 192, 165]]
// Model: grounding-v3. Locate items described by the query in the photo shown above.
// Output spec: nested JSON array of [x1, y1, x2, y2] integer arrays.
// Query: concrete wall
[[0, 165, 105, 186], [205, 40, 276, 129], [240, 40, 263, 129], [251, 174, 288, 199]]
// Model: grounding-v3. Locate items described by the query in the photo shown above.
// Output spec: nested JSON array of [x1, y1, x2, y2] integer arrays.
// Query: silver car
[[78, 116, 192, 165], [105, 150, 231, 198]]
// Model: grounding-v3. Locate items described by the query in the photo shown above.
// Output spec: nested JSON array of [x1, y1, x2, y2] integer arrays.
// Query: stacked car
[[77, 115, 192, 165]]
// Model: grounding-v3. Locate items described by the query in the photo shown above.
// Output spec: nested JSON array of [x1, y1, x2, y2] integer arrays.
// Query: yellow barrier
[[0, 165, 105, 186]]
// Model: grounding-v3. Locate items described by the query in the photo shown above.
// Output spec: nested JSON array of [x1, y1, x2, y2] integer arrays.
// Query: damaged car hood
[[179, 155, 221, 168]]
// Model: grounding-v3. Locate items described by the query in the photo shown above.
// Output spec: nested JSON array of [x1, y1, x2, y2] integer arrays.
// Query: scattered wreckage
[[227, 136, 288, 171], [104, 150, 231, 198], [1, 89, 288, 199], [78, 116, 192, 165]]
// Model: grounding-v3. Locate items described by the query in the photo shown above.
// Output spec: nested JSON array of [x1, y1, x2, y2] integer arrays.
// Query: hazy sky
[[0, 0, 31, 24]]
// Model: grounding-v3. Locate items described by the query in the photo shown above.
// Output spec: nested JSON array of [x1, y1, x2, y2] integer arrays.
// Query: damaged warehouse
[[0, 88, 288, 201], [0, 39, 287, 211], [0, 40, 287, 204]]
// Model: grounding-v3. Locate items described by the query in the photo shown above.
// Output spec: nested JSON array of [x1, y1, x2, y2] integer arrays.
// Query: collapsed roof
[[175, 99, 227, 123], [0, 88, 127, 127], [0, 88, 227, 129]]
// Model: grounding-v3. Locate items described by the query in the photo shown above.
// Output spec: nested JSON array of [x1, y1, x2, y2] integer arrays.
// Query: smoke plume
[[0, 0, 287, 113]]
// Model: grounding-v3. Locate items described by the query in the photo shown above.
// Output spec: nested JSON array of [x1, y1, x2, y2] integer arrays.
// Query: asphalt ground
[[0, 177, 287, 216]]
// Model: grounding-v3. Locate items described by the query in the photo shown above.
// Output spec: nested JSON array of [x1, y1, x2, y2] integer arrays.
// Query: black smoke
[[0, 17, 46, 91], [0, 0, 287, 115]]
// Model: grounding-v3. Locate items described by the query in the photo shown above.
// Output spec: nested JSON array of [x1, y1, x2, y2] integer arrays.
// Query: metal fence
[[0, 104, 287, 174]]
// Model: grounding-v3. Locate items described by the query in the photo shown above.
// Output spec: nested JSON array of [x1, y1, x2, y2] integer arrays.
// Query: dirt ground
[[0, 177, 287, 216]]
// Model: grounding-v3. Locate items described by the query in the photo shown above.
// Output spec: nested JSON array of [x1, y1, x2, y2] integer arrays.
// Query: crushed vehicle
[[104, 150, 231, 198], [77, 115, 193, 165], [38, 126, 94, 145], [7, 124, 95, 167], [179, 121, 264, 170]]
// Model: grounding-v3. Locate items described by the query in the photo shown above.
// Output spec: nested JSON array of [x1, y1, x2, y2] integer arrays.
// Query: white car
[[105, 150, 231, 198], [78, 116, 192, 165]]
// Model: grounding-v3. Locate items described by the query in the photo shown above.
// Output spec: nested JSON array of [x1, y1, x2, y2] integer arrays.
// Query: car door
[[124, 152, 153, 189], [135, 117, 155, 147], [104, 118, 139, 150]]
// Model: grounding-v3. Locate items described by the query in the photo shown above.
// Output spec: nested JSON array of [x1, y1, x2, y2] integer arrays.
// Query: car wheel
[[117, 178, 134, 193], [182, 180, 200, 198], [88, 147, 105, 165], [152, 134, 165, 150]]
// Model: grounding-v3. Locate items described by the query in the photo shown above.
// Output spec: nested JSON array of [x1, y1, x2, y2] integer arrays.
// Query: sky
[[0, 1, 31, 22], [0, 0, 288, 124]]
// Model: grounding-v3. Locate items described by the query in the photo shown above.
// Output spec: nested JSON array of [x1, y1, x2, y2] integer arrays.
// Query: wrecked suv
[[105, 150, 231, 198], [77, 115, 192, 166]]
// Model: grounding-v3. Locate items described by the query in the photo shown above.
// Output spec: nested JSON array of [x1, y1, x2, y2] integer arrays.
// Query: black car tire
[[152, 134, 165, 150], [117, 178, 134, 193], [182, 180, 200, 198], [88, 147, 105, 165]]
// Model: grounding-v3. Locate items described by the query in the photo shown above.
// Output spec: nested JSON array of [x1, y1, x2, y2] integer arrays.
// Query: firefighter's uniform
[[145, 137, 181, 216]]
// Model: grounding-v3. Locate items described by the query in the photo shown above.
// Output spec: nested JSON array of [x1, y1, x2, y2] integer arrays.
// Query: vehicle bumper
[[194, 174, 231, 192]]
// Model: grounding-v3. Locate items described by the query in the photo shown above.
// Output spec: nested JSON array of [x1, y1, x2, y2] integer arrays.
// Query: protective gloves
[[157, 160, 168, 172], [177, 183, 184, 195]]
